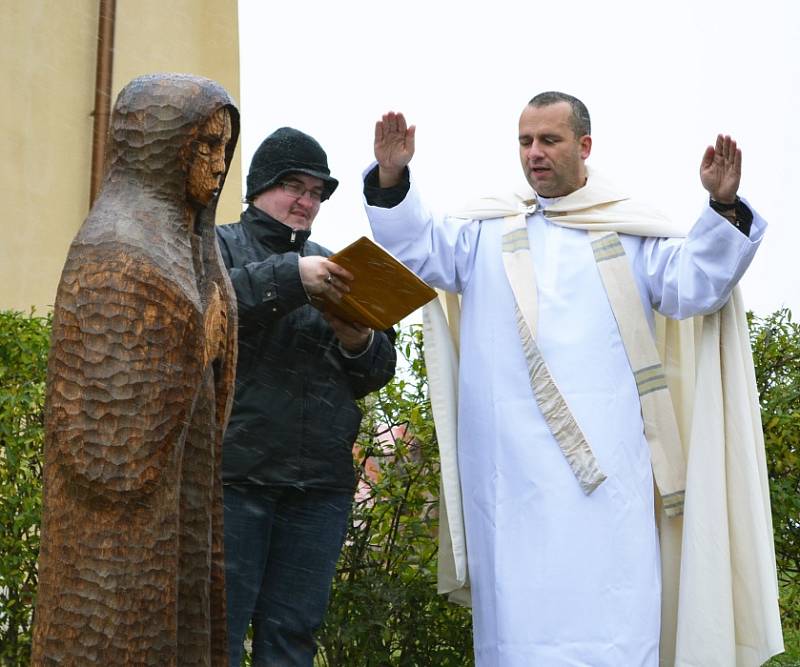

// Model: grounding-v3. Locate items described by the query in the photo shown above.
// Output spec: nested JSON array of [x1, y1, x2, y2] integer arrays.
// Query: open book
[[323, 237, 436, 330]]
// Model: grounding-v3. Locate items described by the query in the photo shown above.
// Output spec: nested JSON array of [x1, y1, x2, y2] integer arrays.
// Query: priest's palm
[[374, 111, 416, 187], [700, 134, 741, 203]]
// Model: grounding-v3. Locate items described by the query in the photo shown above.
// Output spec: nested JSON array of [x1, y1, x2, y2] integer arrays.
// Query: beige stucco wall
[[0, 1, 241, 312], [1, 2, 98, 313], [112, 0, 242, 223]]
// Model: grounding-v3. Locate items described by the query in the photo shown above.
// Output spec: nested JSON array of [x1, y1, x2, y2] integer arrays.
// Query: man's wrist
[[378, 166, 404, 189], [709, 196, 753, 236], [339, 330, 374, 358], [364, 165, 410, 208], [709, 195, 739, 210]]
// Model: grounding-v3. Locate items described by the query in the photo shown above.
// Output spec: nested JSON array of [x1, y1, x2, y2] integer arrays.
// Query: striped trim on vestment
[[587, 230, 686, 517], [634, 364, 669, 397], [502, 227, 530, 253], [590, 233, 627, 262], [499, 216, 687, 515], [661, 490, 686, 514], [501, 216, 607, 495]]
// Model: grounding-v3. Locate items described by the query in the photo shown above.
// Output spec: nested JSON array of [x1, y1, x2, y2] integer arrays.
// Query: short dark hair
[[528, 91, 591, 137]]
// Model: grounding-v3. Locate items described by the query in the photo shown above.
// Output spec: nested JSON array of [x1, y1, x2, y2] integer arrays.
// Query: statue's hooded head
[[104, 73, 240, 213]]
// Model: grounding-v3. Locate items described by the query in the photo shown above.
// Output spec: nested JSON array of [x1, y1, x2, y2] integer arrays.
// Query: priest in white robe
[[362, 92, 783, 666]]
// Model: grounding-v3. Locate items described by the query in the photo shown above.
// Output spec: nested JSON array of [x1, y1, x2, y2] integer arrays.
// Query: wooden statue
[[31, 74, 239, 666]]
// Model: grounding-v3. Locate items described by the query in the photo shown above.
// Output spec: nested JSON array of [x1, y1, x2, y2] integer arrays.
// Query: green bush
[[316, 325, 473, 666], [1, 311, 798, 665], [750, 309, 800, 631], [0, 310, 50, 666]]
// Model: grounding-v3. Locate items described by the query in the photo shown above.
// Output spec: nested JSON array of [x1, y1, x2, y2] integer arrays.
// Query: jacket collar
[[241, 205, 311, 253]]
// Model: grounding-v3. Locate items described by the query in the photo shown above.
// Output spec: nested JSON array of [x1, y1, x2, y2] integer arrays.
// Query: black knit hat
[[246, 127, 338, 201]]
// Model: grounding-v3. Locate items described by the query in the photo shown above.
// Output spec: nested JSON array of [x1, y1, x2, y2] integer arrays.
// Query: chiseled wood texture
[[31, 74, 240, 666]]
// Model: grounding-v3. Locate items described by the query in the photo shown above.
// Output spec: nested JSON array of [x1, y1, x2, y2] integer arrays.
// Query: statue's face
[[187, 107, 232, 207]]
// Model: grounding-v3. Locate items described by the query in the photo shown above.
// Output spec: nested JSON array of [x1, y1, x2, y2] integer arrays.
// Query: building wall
[[112, 0, 242, 223], [0, 1, 241, 312]]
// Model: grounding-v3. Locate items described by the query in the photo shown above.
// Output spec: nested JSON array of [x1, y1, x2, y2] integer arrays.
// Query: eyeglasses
[[279, 180, 324, 203]]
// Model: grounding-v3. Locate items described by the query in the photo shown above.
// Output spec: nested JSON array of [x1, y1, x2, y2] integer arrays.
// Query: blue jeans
[[223, 484, 352, 667]]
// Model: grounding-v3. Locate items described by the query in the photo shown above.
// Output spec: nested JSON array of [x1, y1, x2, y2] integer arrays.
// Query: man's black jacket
[[216, 205, 397, 491]]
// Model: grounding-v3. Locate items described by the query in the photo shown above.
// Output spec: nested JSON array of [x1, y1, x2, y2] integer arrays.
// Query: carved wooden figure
[[32, 74, 239, 666]]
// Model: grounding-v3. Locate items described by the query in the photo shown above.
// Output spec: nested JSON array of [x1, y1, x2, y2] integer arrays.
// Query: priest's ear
[[579, 134, 592, 160]]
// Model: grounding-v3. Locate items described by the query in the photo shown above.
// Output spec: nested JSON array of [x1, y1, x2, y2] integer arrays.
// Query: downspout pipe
[[89, 0, 116, 206]]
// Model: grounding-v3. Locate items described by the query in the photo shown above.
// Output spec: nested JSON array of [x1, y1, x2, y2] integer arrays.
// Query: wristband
[[709, 196, 739, 212]]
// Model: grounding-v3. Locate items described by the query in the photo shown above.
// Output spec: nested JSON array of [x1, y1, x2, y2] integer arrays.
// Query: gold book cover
[[325, 237, 436, 329]]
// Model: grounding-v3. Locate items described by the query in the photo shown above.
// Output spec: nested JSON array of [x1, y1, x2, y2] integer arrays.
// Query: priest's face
[[518, 102, 592, 198]]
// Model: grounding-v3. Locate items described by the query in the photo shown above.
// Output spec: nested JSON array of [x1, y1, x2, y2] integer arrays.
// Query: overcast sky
[[238, 0, 798, 317]]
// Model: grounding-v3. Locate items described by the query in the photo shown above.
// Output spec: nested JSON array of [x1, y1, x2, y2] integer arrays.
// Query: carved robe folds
[[32, 74, 239, 666]]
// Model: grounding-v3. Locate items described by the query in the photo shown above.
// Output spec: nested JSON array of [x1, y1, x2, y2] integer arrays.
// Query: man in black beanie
[[216, 128, 396, 666]]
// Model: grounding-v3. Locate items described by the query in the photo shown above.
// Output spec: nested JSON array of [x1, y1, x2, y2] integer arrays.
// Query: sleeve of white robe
[[634, 198, 766, 319], [362, 163, 479, 294]]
